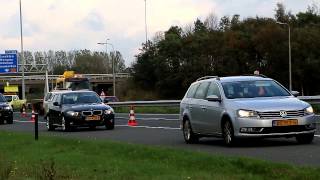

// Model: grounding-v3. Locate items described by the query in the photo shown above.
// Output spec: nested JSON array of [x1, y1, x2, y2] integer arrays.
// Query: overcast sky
[[0, 0, 317, 66]]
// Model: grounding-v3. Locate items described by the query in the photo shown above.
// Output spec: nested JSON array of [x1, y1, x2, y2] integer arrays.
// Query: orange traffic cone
[[128, 106, 138, 126], [21, 107, 27, 117], [30, 110, 35, 122]]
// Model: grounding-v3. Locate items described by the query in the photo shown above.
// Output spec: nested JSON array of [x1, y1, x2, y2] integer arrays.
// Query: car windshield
[[4, 96, 12, 102], [222, 80, 291, 99], [62, 92, 101, 104]]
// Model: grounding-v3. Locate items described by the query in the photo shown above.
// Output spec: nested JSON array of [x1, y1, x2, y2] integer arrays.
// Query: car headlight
[[305, 106, 314, 115], [104, 108, 114, 114], [237, 109, 259, 118], [66, 111, 79, 116], [4, 106, 12, 110]]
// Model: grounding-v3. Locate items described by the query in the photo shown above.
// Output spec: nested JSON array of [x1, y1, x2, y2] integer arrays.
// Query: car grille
[[257, 110, 305, 119], [93, 110, 102, 115], [82, 111, 92, 116], [81, 110, 102, 116]]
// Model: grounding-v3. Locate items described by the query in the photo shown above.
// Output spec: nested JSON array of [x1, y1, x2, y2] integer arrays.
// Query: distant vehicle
[[4, 94, 26, 110], [100, 96, 119, 103], [55, 71, 91, 91], [0, 93, 13, 124], [180, 75, 316, 146], [46, 90, 115, 131]]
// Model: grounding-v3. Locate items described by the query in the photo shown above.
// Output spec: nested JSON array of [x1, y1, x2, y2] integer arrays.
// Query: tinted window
[[0, 94, 7, 102], [222, 80, 291, 99], [4, 96, 12, 102], [186, 83, 200, 98], [206, 82, 221, 98], [194, 82, 210, 99]]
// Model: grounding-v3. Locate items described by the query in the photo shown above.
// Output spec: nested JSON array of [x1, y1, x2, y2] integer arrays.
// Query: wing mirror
[[206, 95, 221, 102], [53, 102, 60, 106], [291, 91, 300, 97], [103, 98, 109, 103]]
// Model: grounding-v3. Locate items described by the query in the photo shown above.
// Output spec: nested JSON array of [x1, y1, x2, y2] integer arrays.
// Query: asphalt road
[[1, 112, 320, 167]]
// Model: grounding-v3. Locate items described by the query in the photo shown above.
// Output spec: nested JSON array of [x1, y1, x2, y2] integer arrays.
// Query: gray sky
[[0, 0, 318, 66]]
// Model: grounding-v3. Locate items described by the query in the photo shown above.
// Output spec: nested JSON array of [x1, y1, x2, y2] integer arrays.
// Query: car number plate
[[272, 119, 298, 126], [85, 116, 100, 121]]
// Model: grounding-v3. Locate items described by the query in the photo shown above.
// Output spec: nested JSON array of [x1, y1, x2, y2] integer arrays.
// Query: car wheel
[[46, 116, 55, 131], [296, 133, 314, 144], [222, 120, 236, 146], [61, 116, 70, 132], [105, 118, 115, 130], [183, 119, 199, 144], [6, 117, 13, 124]]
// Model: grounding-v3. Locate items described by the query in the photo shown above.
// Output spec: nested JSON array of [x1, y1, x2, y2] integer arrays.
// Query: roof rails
[[242, 74, 268, 78], [196, 76, 220, 81]]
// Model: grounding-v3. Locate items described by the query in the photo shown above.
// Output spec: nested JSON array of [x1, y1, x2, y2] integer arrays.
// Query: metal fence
[[108, 96, 320, 107]]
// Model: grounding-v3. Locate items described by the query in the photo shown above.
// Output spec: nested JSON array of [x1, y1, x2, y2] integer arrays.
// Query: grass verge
[[113, 106, 179, 114], [0, 131, 319, 180]]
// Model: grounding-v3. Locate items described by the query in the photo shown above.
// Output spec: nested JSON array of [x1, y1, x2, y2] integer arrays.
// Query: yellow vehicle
[[4, 94, 26, 110], [55, 71, 91, 91]]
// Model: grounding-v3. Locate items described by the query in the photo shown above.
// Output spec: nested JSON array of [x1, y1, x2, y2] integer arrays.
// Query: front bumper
[[234, 114, 316, 138], [65, 114, 114, 127], [0, 110, 13, 119]]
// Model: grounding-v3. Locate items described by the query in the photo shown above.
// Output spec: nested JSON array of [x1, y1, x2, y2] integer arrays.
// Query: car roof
[[48, 90, 96, 95], [196, 75, 273, 84]]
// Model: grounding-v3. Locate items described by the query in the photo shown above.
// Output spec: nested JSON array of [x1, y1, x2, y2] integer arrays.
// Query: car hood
[[62, 103, 110, 112], [227, 96, 310, 111]]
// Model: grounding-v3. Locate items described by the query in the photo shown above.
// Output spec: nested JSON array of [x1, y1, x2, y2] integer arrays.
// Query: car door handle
[[189, 106, 193, 110], [201, 106, 207, 111]]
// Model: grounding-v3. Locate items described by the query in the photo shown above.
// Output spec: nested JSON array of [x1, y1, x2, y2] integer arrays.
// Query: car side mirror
[[53, 102, 60, 106], [206, 95, 221, 102], [291, 91, 300, 97]]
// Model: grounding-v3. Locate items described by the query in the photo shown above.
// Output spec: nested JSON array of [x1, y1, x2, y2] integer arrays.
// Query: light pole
[[276, 21, 292, 91], [97, 40, 116, 96], [19, 0, 25, 99], [144, 0, 148, 44]]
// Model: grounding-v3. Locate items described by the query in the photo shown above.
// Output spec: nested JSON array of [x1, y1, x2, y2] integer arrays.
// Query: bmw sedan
[[46, 90, 115, 131]]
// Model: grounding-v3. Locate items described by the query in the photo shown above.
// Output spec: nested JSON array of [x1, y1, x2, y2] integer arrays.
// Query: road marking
[[14, 120, 45, 124], [117, 117, 179, 121], [315, 135, 320, 137], [116, 124, 180, 130]]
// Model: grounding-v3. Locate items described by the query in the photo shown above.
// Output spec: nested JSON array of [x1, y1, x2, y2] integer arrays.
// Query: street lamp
[[19, 0, 26, 100], [144, 0, 148, 44], [97, 40, 116, 96], [276, 21, 292, 91]]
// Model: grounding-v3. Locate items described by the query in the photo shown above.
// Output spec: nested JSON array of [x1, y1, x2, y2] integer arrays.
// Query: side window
[[45, 93, 52, 101], [194, 82, 210, 99], [206, 82, 221, 98], [186, 83, 200, 98], [52, 94, 61, 103]]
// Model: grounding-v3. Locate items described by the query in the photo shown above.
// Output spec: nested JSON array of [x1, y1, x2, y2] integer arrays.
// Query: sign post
[[0, 54, 18, 73]]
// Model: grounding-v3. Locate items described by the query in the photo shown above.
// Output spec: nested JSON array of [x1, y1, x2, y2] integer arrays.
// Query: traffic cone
[[21, 107, 27, 117], [30, 110, 35, 122], [128, 106, 138, 126]]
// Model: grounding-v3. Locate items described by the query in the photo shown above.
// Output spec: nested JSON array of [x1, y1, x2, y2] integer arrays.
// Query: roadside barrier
[[128, 106, 138, 126]]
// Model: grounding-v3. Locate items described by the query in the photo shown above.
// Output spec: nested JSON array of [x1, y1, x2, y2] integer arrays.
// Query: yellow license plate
[[85, 116, 100, 121], [273, 119, 298, 126]]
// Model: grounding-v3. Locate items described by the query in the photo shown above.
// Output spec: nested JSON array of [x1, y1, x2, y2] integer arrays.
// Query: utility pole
[[144, 0, 148, 45], [19, 0, 26, 99]]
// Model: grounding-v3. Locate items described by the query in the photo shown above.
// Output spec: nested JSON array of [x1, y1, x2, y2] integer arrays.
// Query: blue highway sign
[[0, 54, 18, 73], [5, 50, 18, 54]]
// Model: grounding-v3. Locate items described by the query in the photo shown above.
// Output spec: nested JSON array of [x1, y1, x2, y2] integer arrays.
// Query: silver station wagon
[[180, 75, 316, 146]]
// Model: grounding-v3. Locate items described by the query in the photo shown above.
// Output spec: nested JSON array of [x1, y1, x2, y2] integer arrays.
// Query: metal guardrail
[[108, 96, 320, 107], [0, 73, 130, 81]]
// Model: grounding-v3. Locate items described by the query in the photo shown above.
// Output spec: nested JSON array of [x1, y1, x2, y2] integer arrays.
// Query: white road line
[[117, 117, 179, 121], [14, 120, 46, 124], [315, 135, 320, 137], [116, 124, 180, 130]]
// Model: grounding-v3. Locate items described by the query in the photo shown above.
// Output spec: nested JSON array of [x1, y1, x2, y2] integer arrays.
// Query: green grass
[[1, 131, 320, 179], [114, 106, 179, 114]]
